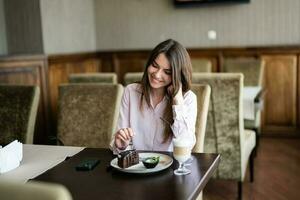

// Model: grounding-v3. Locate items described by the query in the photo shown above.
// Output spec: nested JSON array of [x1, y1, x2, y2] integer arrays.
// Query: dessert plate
[[110, 152, 173, 174]]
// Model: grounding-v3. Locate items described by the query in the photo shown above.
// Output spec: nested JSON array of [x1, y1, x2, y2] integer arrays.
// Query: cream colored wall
[[95, 0, 300, 50], [0, 0, 7, 55], [3, 0, 299, 55], [40, 0, 96, 54]]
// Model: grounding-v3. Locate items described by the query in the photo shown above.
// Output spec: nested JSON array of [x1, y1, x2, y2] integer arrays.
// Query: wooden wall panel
[[0, 56, 49, 144], [47, 55, 101, 134], [112, 52, 149, 84], [98, 53, 115, 73], [0, 67, 38, 84], [261, 55, 297, 135], [189, 51, 220, 72]]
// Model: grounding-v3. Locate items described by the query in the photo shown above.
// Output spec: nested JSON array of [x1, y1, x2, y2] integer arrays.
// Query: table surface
[[0, 144, 84, 183], [34, 148, 220, 200]]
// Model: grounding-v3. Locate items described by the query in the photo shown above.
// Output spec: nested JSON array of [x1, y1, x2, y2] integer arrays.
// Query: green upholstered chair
[[191, 58, 212, 73], [191, 84, 211, 154], [0, 181, 72, 200], [0, 85, 40, 145], [57, 83, 123, 148], [68, 73, 117, 84], [222, 57, 265, 149], [123, 72, 143, 86], [192, 73, 256, 200]]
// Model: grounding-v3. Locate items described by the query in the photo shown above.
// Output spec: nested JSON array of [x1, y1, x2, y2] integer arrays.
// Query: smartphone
[[75, 158, 100, 171]]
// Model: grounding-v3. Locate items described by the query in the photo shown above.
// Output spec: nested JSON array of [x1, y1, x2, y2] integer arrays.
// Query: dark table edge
[[190, 154, 221, 200]]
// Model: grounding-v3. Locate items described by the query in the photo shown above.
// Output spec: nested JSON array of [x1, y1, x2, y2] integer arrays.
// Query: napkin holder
[[0, 140, 23, 173]]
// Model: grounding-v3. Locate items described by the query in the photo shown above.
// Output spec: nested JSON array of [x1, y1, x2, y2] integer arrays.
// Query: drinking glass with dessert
[[173, 137, 192, 175]]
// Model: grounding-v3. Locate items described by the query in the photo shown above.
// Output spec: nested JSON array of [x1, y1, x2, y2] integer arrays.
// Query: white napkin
[[0, 140, 23, 173]]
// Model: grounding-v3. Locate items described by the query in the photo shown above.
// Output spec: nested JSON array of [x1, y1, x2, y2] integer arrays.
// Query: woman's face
[[147, 53, 172, 90]]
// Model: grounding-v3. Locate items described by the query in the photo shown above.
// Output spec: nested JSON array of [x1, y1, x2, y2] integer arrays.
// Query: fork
[[129, 138, 134, 150]]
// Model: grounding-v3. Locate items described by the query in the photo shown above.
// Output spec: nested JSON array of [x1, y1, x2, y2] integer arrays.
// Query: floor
[[203, 137, 300, 200]]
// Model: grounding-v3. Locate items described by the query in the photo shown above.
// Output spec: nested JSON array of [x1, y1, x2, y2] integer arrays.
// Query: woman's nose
[[154, 70, 162, 79]]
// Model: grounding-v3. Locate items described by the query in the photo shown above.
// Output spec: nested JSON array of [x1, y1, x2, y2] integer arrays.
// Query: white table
[[243, 86, 263, 120], [0, 144, 84, 183]]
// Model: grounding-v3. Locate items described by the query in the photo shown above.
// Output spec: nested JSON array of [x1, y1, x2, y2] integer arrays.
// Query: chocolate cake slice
[[117, 150, 139, 168]]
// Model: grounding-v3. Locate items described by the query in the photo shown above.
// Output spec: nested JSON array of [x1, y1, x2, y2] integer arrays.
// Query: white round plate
[[110, 152, 173, 174]]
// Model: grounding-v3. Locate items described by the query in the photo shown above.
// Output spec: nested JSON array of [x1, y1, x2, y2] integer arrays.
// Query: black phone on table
[[75, 158, 100, 171]]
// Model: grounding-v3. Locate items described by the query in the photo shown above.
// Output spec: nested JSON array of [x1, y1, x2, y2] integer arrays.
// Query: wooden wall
[[261, 55, 297, 135], [1, 46, 299, 144]]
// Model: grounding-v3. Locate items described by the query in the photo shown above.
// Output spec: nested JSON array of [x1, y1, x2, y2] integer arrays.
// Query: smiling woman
[[110, 39, 197, 155]]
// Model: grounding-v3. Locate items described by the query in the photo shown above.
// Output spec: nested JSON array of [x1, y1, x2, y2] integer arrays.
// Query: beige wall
[[40, 0, 96, 54], [2, 0, 300, 55], [0, 0, 7, 55], [95, 0, 300, 50]]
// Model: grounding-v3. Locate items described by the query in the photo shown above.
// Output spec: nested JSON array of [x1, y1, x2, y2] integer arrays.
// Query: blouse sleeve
[[171, 90, 197, 148], [109, 85, 131, 154]]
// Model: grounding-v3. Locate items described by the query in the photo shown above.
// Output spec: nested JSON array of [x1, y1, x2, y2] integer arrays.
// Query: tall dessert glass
[[173, 138, 191, 175]]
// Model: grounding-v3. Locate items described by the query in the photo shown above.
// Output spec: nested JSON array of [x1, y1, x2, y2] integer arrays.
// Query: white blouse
[[110, 83, 197, 154]]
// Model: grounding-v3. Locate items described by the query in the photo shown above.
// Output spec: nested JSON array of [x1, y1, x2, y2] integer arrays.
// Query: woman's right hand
[[114, 128, 134, 150], [168, 83, 183, 105]]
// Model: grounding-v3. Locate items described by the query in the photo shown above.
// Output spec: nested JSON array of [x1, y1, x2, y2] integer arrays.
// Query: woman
[[110, 39, 197, 154]]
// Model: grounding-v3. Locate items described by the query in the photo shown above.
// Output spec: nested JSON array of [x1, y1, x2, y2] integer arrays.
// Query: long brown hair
[[140, 39, 192, 142]]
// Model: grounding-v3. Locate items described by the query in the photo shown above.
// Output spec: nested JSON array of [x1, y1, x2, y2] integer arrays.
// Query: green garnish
[[144, 156, 159, 163]]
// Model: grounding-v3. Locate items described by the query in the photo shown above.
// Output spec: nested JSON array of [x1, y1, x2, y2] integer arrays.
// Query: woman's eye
[[152, 64, 158, 68], [165, 70, 172, 75]]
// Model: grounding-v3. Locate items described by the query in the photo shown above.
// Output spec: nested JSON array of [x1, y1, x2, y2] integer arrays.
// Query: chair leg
[[253, 128, 259, 157], [256, 128, 260, 148], [238, 181, 242, 200], [249, 150, 255, 182]]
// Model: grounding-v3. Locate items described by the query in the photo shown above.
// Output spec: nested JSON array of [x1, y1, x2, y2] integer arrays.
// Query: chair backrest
[[123, 72, 143, 86], [191, 84, 211, 153], [222, 57, 264, 86], [0, 85, 40, 145], [192, 73, 244, 180], [68, 73, 117, 84], [191, 58, 212, 73], [57, 83, 123, 148], [0, 181, 72, 200]]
